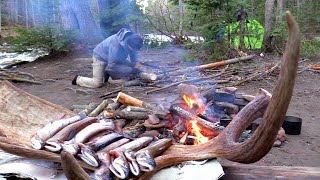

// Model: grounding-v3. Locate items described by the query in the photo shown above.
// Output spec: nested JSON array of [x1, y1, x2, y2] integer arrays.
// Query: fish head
[[109, 155, 129, 179], [44, 141, 62, 153], [61, 144, 79, 155], [124, 150, 136, 161], [129, 160, 141, 176], [31, 136, 45, 150], [79, 148, 100, 167], [136, 151, 156, 172]]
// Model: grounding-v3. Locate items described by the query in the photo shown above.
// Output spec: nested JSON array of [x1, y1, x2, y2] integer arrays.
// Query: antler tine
[[216, 11, 300, 163]]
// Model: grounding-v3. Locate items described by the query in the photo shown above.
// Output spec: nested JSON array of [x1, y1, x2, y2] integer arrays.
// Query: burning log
[[170, 105, 224, 132], [139, 11, 300, 179]]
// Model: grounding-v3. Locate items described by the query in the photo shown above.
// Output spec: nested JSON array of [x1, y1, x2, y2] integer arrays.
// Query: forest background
[[0, 0, 319, 62]]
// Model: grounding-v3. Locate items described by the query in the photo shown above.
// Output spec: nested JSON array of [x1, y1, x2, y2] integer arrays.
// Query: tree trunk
[[30, 0, 35, 26], [59, 0, 103, 43], [25, 0, 29, 27], [15, 0, 18, 24], [178, 0, 184, 37], [239, 8, 246, 50], [276, 0, 285, 22], [0, 1, 2, 36], [263, 0, 275, 52]]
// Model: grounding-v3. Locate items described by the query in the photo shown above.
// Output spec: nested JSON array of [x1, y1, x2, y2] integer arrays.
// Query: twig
[[146, 69, 227, 94], [233, 61, 281, 86], [99, 88, 122, 98]]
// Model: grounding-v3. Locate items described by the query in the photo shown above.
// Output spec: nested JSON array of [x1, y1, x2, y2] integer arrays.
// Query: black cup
[[282, 116, 302, 135]]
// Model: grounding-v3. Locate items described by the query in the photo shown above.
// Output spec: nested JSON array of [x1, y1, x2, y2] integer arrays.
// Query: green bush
[[7, 26, 77, 53], [301, 37, 320, 58]]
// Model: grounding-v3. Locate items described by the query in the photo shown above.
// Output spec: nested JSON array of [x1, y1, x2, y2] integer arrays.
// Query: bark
[[263, 0, 276, 51]]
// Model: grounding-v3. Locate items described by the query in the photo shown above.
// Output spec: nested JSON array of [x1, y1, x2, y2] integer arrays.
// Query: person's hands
[[135, 62, 141, 68]]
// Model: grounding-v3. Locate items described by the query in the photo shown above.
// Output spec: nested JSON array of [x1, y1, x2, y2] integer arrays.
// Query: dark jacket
[[93, 28, 137, 67]]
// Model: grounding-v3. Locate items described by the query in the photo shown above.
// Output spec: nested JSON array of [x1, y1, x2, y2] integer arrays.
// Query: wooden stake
[[169, 55, 255, 75]]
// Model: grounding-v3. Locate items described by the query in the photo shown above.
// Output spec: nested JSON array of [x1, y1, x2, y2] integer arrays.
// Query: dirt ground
[[9, 45, 320, 168]]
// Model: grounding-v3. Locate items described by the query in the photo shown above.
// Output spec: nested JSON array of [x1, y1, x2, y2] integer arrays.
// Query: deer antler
[[139, 11, 300, 179]]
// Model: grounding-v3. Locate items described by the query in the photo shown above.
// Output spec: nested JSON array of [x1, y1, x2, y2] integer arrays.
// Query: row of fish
[[30, 115, 172, 179]]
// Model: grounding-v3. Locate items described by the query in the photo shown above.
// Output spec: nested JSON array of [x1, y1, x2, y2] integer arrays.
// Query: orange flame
[[182, 95, 196, 108], [182, 94, 207, 114], [189, 120, 209, 144], [181, 94, 210, 144]]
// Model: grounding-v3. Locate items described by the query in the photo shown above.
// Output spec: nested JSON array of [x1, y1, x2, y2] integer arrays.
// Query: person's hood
[[116, 28, 133, 47]]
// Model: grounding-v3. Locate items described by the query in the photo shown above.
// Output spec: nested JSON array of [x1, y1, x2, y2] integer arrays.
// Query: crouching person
[[72, 28, 143, 88]]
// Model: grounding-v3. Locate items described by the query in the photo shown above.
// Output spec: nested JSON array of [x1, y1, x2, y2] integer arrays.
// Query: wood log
[[139, 72, 158, 82], [116, 92, 156, 110], [170, 55, 254, 75], [106, 101, 121, 112], [170, 105, 224, 131], [88, 100, 110, 117], [123, 79, 144, 87], [114, 110, 149, 120], [116, 92, 143, 107], [60, 151, 91, 180], [126, 106, 148, 112], [221, 164, 320, 180]]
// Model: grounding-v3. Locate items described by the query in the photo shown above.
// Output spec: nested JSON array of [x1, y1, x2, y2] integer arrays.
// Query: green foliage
[[301, 37, 320, 58], [7, 26, 77, 53]]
